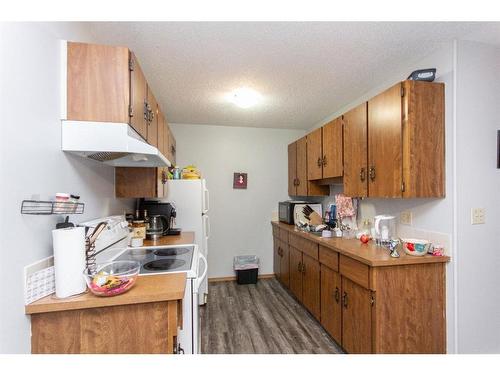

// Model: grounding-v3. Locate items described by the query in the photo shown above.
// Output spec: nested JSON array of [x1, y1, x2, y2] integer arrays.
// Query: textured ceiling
[[89, 22, 488, 129]]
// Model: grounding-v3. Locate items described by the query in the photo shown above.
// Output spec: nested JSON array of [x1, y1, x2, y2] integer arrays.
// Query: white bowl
[[402, 238, 431, 256]]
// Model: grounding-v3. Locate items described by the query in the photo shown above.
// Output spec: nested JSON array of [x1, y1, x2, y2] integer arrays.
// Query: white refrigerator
[[161, 179, 210, 305]]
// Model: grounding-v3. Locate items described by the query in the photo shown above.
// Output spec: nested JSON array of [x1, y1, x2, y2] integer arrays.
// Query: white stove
[[79, 215, 207, 355]]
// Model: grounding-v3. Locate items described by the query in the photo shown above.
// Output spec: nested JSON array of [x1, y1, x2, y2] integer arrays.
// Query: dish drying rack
[[21, 200, 84, 215]]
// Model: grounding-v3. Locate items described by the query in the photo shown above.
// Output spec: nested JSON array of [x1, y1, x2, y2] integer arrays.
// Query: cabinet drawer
[[279, 229, 289, 243], [319, 246, 339, 271], [289, 233, 318, 260], [339, 255, 370, 289]]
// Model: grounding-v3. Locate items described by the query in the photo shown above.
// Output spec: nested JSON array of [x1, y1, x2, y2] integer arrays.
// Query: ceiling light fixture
[[228, 87, 262, 108]]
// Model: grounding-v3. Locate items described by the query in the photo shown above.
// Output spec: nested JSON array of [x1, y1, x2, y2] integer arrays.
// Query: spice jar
[[131, 220, 146, 239]]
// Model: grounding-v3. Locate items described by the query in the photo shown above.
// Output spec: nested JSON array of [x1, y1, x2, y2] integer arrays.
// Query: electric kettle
[[374, 215, 396, 246]]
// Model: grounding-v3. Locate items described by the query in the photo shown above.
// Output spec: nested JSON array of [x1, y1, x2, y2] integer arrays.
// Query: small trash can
[[233, 255, 259, 285]]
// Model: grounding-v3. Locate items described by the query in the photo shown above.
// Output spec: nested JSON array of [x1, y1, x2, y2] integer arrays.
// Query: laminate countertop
[[272, 221, 450, 267], [25, 232, 196, 315]]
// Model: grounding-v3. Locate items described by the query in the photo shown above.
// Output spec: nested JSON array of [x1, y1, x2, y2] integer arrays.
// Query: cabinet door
[[289, 246, 303, 302], [288, 142, 298, 196], [307, 128, 323, 180], [66, 42, 130, 123], [129, 52, 148, 140], [368, 83, 402, 197], [322, 118, 343, 178], [320, 265, 342, 343], [302, 253, 320, 320], [273, 237, 281, 280], [157, 168, 167, 198], [296, 137, 308, 196], [157, 109, 166, 156], [342, 277, 372, 354], [343, 103, 368, 197], [146, 87, 158, 147], [115, 167, 159, 198], [279, 242, 290, 288], [168, 127, 177, 166]]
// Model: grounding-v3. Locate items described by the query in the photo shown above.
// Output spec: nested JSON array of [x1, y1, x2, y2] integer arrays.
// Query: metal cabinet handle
[[297, 262, 302, 272], [296, 178, 300, 186], [334, 287, 340, 303], [317, 157, 322, 167], [301, 263, 306, 274], [369, 166, 376, 182], [360, 167, 366, 182], [342, 291, 348, 308], [322, 155, 327, 166], [161, 170, 167, 184]]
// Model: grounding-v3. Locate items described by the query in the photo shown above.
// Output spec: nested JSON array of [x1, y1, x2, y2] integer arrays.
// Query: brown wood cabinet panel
[[66, 42, 130, 124], [273, 236, 281, 279], [168, 126, 177, 165], [402, 81, 445, 198], [342, 277, 372, 354], [289, 246, 303, 302], [343, 103, 368, 197], [372, 264, 446, 353], [288, 142, 298, 196], [296, 137, 308, 196], [322, 117, 343, 178], [319, 246, 339, 271], [157, 109, 166, 156], [302, 253, 320, 320], [129, 52, 148, 140], [368, 83, 402, 197], [115, 167, 165, 198], [31, 301, 178, 354], [272, 224, 279, 238], [279, 228, 289, 243], [146, 87, 158, 147], [279, 242, 290, 288], [307, 128, 323, 180], [320, 264, 342, 343], [289, 233, 318, 260], [339, 255, 370, 289]]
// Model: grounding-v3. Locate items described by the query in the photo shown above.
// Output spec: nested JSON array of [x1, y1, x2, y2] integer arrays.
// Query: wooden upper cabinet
[[322, 117, 343, 178], [168, 127, 177, 166], [343, 103, 368, 197], [402, 80, 445, 198], [115, 167, 166, 198], [296, 137, 309, 196], [157, 109, 166, 156], [288, 142, 298, 196], [307, 128, 323, 180], [66, 42, 129, 123], [368, 83, 403, 198], [320, 264, 342, 343], [146, 87, 159, 147], [341, 277, 373, 354], [129, 52, 148, 140]]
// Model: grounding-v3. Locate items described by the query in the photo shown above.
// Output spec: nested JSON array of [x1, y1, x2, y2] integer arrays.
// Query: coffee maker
[[139, 200, 180, 236]]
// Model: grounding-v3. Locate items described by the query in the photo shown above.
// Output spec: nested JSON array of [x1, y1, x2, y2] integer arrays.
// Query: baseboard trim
[[208, 273, 275, 283]]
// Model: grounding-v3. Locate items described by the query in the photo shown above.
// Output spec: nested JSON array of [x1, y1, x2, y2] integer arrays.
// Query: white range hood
[[61, 121, 171, 167]]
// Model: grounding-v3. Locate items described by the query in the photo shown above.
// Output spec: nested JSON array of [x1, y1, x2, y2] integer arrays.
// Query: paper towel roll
[[52, 227, 87, 298]]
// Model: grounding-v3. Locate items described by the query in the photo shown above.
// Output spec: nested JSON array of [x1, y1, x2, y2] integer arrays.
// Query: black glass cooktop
[[143, 259, 186, 271]]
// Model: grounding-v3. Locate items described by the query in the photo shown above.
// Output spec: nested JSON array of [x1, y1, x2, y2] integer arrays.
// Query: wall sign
[[233, 172, 247, 189]]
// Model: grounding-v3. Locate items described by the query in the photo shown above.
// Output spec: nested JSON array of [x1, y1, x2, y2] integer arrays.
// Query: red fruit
[[360, 234, 369, 244]]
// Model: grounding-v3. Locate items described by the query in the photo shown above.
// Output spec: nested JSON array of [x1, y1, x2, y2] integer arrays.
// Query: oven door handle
[[195, 252, 208, 291]]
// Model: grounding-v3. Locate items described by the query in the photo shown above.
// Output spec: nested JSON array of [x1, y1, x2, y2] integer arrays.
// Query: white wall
[[0, 23, 133, 353], [170, 123, 305, 278], [455, 40, 500, 353]]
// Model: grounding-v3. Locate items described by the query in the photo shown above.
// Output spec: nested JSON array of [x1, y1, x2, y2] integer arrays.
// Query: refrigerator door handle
[[202, 181, 209, 213], [203, 215, 211, 239], [195, 252, 208, 291]]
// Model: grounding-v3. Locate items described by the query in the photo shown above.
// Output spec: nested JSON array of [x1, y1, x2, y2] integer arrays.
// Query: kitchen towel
[[52, 227, 87, 298]]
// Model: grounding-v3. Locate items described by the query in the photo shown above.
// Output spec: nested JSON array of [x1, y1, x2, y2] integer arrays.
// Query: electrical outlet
[[471, 208, 486, 225], [400, 211, 412, 225]]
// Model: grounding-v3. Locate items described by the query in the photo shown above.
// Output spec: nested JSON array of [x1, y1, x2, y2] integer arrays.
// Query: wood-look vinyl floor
[[200, 278, 344, 354]]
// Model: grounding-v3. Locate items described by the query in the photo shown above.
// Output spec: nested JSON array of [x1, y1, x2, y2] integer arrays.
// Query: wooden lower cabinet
[[341, 277, 373, 354], [272, 223, 447, 354], [302, 253, 320, 320], [320, 264, 342, 344], [289, 246, 303, 299], [273, 235, 281, 280]]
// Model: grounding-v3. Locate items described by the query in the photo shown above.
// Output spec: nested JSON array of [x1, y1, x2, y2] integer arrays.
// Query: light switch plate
[[400, 211, 412, 225], [471, 208, 486, 225]]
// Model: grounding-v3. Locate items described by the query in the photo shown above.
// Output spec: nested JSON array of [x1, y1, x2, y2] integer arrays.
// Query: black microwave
[[278, 201, 307, 224]]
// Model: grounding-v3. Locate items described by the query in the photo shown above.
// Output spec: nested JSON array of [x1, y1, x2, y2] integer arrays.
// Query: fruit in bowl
[[402, 239, 432, 256], [83, 261, 140, 297]]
